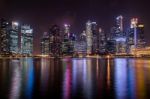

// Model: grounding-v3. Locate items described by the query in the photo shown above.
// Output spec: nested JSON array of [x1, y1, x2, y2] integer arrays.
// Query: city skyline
[[0, 0, 150, 54], [0, 16, 147, 56]]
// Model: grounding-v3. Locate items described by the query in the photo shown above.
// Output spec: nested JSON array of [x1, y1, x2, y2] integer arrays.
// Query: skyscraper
[[21, 25, 33, 56], [49, 25, 62, 57], [0, 19, 19, 56], [74, 31, 87, 56], [137, 24, 146, 48], [127, 18, 146, 54], [85, 20, 98, 55], [91, 22, 98, 54], [9, 21, 19, 55], [0, 18, 10, 56], [86, 21, 92, 55], [116, 15, 123, 32], [131, 18, 138, 48], [41, 32, 49, 55], [111, 15, 126, 54], [98, 28, 107, 54]]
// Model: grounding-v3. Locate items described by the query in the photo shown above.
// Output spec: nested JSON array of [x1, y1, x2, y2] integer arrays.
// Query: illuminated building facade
[[62, 24, 76, 55], [91, 22, 98, 54], [74, 31, 87, 56], [127, 18, 146, 54], [49, 25, 62, 57], [9, 21, 19, 55], [137, 24, 146, 48], [98, 28, 107, 54], [21, 25, 33, 56], [86, 21, 98, 54], [111, 15, 126, 54], [116, 15, 123, 32], [106, 39, 116, 54], [41, 32, 49, 55], [0, 18, 10, 56], [86, 21, 93, 54], [0, 19, 19, 56], [132, 47, 150, 56]]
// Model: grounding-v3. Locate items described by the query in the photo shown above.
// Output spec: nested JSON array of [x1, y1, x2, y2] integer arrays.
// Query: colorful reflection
[[115, 58, 127, 99], [0, 58, 150, 99], [72, 58, 92, 99], [20, 58, 34, 99], [40, 58, 50, 94], [134, 59, 146, 99], [107, 58, 111, 89], [9, 60, 21, 99], [62, 59, 72, 99], [26, 58, 34, 99]]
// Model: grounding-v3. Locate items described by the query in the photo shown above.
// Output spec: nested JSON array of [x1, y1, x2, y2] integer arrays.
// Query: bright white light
[[13, 22, 19, 26], [116, 37, 126, 42], [25, 29, 33, 33], [92, 22, 97, 24], [64, 24, 70, 27]]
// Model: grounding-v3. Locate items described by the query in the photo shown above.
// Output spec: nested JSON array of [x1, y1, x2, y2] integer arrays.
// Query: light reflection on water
[[0, 58, 150, 99]]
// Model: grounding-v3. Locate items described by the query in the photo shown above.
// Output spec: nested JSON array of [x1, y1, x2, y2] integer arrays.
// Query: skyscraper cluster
[[41, 24, 76, 57], [41, 15, 146, 57], [0, 18, 33, 57]]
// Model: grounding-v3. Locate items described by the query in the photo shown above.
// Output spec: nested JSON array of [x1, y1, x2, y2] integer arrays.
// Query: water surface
[[0, 57, 150, 99]]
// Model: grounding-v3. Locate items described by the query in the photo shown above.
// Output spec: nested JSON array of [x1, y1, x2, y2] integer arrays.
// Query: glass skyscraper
[[0, 19, 19, 56], [21, 25, 33, 56]]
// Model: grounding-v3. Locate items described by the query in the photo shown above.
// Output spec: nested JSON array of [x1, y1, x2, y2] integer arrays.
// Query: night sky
[[0, 0, 150, 54]]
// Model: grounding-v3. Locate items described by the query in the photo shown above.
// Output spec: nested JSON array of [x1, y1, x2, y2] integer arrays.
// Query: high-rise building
[[98, 28, 107, 54], [127, 18, 146, 54], [41, 32, 49, 55], [85, 20, 98, 54], [74, 31, 87, 56], [116, 15, 123, 32], [111, 15, 126, 54], [9, 21, 19, 55], [131, 18, 138, 48], [49, 25, 62, 57], [62, 24, 76, 55], [106, 38, 116, 54], [0, 19, 19, 56], [0, 18, 10, 56], [137, 24, 146, 48], [86, 21, 93, 54], [91, 22, 98, 54], [21, 25, 33, 56]]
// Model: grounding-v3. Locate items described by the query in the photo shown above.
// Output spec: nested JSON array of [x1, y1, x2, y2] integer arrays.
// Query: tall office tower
[[91, 22, 98, 54], [41, 32, 49, 55], [74, 31, 87, 55], [86, 21, 92, 54], [127, 18, 138, 54], [80, 31, 86, 42], [49, 25, 62, 57], [131, 18, 138, 48], [0, 18, 10, 56], [116, 15, 123, 32], [21, 25, 33, 56], [106, 38, 116, 54], [137, 24, 146, 48], [85, 20, 98, 54], [62, 24, 71, 55], [111, 15, 126, 54], [111, 15, 124, 38], [98, 28, 107, 54], [64, 24, 70, 35], [9, 21, 19, 55], [0, 19, 19, 56]]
